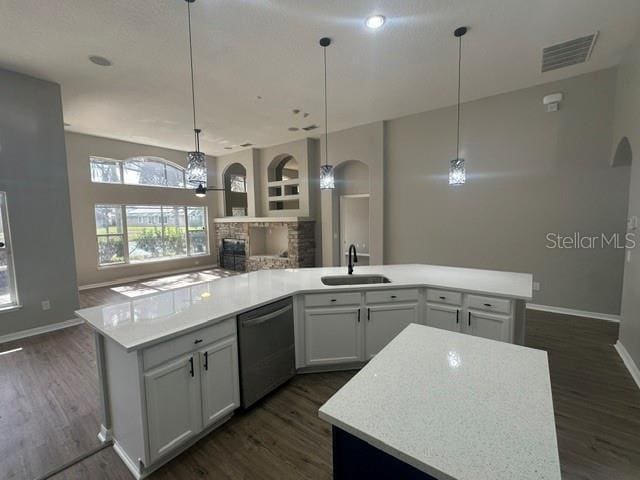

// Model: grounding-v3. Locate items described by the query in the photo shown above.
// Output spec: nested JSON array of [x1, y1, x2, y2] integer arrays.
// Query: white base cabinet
[[365, 303, 420, 360], [304, 306, 363, 365], [466, 310, 511, 343], [102, 317, 240, 478], [425, 303, 460, 333]]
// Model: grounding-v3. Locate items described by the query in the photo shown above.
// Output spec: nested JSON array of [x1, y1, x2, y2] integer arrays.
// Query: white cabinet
[[365, 303, 419, 359], [304, 306, 363, 365], [425, 303, 461, 333], [465, 310, 511, 342], [200, 337, 240, 428], [144, 354, 202, 463]]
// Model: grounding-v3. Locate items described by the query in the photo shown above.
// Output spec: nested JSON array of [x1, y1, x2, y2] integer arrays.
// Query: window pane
[[0, 205, 4, 246], [188, 231, 208, 255], [166, 164, 186, 188], [124, 157, 167, 187], [97, 236, 125, 265], [126, 206, 163, 261], [0, 250, 12, 306], [95, 206, 123, 235], [90, 158, 122, 184], [162, 207, 187, 257], [230, 174, 246, 193], [187, 207, 205, 230]]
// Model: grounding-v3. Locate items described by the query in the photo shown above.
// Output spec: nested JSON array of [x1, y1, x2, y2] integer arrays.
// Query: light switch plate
[[41, 300, 51, 311], [533, 282, 541, 292]]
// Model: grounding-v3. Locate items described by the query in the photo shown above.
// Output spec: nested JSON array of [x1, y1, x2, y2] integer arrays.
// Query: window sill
[[0, 304, 23, 314], [98, 254, 211, 270]]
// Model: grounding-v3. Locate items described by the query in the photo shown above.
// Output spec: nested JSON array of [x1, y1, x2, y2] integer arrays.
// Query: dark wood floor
[[1, 274, 639, 479]]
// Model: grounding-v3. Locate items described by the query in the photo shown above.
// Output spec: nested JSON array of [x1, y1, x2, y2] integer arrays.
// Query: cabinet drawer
[[466, 295, 512, 315], [305, 292, 361, 308], [143, 318, 236, 370], [365, 289, 419, 304], [426, 289, 462, 306]]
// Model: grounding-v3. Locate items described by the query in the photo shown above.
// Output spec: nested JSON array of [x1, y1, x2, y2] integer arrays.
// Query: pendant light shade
[[319, 37, 335, 190], [449, 26, 467, 186]]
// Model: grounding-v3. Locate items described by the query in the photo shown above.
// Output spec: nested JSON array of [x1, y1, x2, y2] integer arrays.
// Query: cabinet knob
[[439, 296, 446, 300], [483, 303, 492, 307], [330, 299, 337, 303], [194, 339, 203, 344], [390, 295, 397, 299]]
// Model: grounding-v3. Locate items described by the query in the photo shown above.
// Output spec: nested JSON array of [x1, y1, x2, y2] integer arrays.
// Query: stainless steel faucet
[[348, 244, 358, 275]]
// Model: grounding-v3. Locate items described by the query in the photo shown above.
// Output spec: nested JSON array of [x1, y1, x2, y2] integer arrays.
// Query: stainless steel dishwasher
[[237, 297, 295, 408]]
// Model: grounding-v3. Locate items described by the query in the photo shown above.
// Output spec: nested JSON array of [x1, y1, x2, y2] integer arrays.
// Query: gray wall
[[65, 132, 218, 287], [614, 33, 640, 368], [0, 69, 79, 337], [385, 68, 630, 315]]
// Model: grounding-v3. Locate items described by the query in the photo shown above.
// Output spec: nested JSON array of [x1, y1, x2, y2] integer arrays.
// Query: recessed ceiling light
[[365, 15, 385, 30], [89, 55, 112, 67]]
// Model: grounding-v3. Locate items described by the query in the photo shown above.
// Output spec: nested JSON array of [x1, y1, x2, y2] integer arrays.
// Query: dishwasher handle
[[241, 304, 292, 328]]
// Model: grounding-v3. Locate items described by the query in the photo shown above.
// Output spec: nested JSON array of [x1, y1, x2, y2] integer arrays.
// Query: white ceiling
[[1, 0, 639, 155]]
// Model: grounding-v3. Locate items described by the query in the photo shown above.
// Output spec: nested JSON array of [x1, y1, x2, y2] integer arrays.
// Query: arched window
[[90, 156, 187, 188]]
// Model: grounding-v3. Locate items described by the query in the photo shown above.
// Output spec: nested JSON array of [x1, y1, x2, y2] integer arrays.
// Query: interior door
[[200, 337, 240, 428], [426, 304, 461, 333], [304, 307, 363, 365], [144, 354, 202, 463], [365, 304, 418, 359]]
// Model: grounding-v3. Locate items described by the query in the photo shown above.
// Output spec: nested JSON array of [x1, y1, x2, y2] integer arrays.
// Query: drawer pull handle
[[483, 303, 492, 307], [331, 299, 337, 302], [439, 296, 446, 300], [189, 357, 194, 377], [194, 339, 203, 344], [390, 295, 397, 299]]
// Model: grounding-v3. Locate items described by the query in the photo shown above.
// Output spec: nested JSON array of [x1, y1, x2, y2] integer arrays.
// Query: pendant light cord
[[323, 45, 328, 167], [456, 33, 462, 161], [187, 1, 198, 148]]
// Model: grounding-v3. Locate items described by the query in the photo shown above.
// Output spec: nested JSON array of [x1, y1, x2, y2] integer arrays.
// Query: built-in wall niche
[[224, 162, 248, 217], [267, 154, 300, 211], [249, 225, 289, 258]]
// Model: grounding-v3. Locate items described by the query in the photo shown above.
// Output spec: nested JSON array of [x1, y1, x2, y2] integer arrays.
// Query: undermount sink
[[321, 274, 392, 286]]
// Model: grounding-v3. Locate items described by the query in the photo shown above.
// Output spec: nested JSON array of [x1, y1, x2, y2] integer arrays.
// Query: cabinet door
[[144, 354, 202, 463], [200, 337, 240, 428], [304, 307, 363, 365], [466, 310, 511, 342], [426, 303, 461, 333], [365, 303, 418, 360]]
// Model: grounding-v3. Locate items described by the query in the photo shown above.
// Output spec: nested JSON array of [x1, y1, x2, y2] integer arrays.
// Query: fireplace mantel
[[213, 216, 314, 224]]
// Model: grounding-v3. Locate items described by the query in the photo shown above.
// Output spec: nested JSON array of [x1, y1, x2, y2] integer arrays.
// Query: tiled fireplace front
[[213, 218, 315, 272]]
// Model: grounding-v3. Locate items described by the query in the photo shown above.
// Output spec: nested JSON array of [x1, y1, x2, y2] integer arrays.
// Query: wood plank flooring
[[1, 272, 639, 479]]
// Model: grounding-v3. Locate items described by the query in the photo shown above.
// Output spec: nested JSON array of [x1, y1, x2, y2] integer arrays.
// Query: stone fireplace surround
[[213, 217, 315, 272]]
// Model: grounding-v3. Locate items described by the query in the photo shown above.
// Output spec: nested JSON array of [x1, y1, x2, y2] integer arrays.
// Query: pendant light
[[183, 0, 224, 198], [319, 37, 335, 190], [449, 26, 468, 186]]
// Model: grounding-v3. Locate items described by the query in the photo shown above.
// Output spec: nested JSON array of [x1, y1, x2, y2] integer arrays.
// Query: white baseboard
[[526, 303, 620, 323], [0, 318, 84, 345], [615, 341, 640, 391], [78, 264, 219, 291], [113, 439, 144, 480]]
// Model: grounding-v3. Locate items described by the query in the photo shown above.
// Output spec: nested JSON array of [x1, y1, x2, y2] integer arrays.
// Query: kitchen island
[[75, 264, 534, 478], [319, 323, 561, 480]]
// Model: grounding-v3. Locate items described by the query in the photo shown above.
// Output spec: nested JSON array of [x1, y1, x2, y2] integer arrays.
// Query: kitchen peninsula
[[76, 264, 536, 478]]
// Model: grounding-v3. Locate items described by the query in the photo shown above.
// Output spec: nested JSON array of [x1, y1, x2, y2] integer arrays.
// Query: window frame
[[89, 156, 188, 190], [95, 204, 209, 268], [0, 192, 20, 311]]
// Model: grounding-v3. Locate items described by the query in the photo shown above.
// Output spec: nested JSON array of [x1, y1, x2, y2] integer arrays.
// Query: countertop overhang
[[318, 323, 561, 480], [75, 264, 533, 352]]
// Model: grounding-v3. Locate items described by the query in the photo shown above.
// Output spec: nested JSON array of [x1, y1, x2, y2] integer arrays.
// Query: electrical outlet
[[41, 300, 51, 311], [533, 282, 541, 292]]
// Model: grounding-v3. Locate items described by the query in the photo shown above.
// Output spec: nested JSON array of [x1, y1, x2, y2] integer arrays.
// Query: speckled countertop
[[319, 324, 560, 480], [76, 264, 532, 352]]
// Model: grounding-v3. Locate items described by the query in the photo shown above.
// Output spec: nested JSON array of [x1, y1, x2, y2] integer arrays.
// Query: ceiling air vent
[[239, 143, 253, 147], [302, 124, 318, 131], [541, 32, 598, 73]]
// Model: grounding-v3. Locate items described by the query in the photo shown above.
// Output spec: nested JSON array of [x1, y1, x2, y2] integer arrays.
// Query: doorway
[[339, 194, 370, 267]]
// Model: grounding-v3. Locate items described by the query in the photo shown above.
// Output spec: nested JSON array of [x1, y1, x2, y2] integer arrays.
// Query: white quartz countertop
[[318, 324, 560, 480], [75, 264, 532, 352]]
